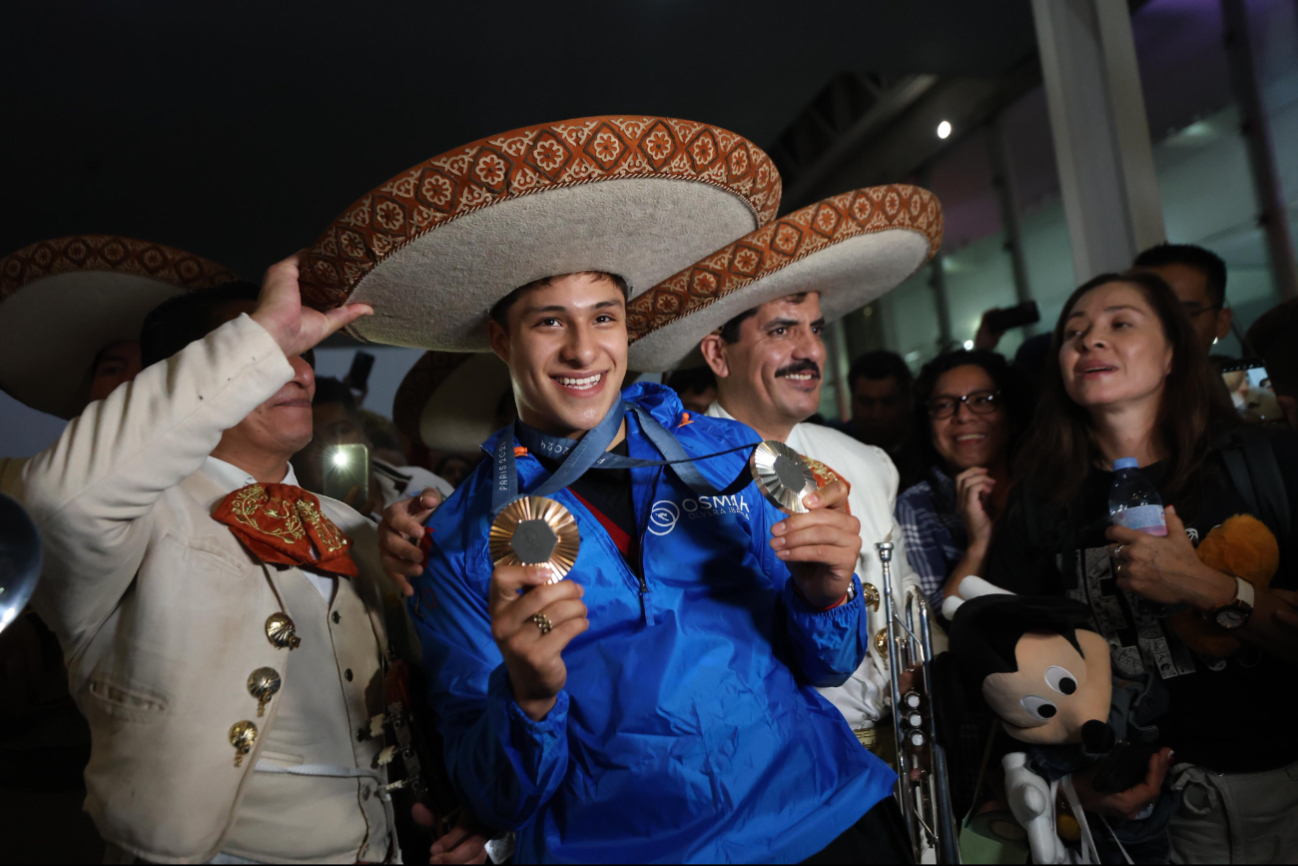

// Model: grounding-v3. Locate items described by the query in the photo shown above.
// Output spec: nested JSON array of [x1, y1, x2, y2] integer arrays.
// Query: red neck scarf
[[212, 483, 358, 577]]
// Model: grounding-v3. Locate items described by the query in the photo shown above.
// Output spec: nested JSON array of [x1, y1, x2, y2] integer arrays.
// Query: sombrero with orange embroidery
[[0, 235, 236, 418], [393, 351, 514, 453], [298, 116, 781, 351], [625, 185, 943, 371]]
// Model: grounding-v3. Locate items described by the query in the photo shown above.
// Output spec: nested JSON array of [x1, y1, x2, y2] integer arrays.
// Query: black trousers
[[802, 797, 913, 865]]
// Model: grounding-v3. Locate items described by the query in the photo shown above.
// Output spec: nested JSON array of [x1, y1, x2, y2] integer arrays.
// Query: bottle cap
[[1113, 457, 1139, 470]]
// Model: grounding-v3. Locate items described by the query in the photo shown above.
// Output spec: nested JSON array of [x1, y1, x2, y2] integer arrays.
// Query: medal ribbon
[[490, 399, 758, 516]]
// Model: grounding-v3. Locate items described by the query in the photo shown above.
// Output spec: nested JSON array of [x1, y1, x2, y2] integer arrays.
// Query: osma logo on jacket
[[648, 495, 751, 536]]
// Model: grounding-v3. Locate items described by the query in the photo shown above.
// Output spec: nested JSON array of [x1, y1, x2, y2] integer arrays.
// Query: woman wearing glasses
[[894, 350, 1027, 610]]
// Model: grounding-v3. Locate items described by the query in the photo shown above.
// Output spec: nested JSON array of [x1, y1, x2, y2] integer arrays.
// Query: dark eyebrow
[[764, 318, 800, 330], [811, 318, 826, 329], [524, 299, 624, 315], [1068, 303, 1147, 323]]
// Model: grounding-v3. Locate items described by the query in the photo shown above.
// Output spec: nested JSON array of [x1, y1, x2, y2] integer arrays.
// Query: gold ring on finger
[[531, 613, 553, 635]]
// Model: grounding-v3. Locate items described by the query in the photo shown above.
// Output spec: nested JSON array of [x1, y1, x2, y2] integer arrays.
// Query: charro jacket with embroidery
[[18, 315, 392, 864]]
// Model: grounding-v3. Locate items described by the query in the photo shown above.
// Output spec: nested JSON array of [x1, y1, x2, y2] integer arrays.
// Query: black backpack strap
[[1216, 428, 1291, 546]]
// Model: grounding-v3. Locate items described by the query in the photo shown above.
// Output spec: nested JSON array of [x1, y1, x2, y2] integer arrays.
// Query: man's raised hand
[[251, 252, 373, 359], [490, 565, 588, 722]]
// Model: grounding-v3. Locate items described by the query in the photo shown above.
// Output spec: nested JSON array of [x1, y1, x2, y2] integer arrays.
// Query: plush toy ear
[[941, 575, 1014, 620]]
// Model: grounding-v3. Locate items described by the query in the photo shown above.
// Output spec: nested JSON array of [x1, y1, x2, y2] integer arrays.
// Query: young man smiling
[[331, 117, 921, 862], [398, 268, 902, 863]]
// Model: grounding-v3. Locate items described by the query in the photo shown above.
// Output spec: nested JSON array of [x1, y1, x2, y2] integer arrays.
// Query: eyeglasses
[[926, 390, 1001, 419]]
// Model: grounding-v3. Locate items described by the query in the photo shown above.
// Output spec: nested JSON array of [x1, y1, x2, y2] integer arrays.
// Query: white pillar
[[1031, 0, 1166, 282]]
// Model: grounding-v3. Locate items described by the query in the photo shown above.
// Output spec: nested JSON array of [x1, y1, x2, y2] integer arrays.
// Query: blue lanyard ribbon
[[490, 399, 757, 516]]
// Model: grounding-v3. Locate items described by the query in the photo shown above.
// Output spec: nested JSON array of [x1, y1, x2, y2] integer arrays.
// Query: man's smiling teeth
[[556, 373, 602, 390], [783, 373, 815, 381]]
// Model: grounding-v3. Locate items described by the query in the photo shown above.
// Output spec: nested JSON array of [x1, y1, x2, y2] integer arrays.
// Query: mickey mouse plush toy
[[943, 578, 1163, 864]]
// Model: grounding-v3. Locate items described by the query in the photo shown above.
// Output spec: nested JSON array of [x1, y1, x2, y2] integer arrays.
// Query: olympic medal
[[489, 496, 581, 583], [749, 440, 817, 514]]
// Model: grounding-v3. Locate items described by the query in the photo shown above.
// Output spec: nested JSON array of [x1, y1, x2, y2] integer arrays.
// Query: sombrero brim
[[300, 116, 782, 352], [625, 186, 942, 372], [394, 352, 514, 453], [0, 236, 236, 418]]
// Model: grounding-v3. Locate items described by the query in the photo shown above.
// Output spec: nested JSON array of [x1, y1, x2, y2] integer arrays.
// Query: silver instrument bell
[[0, 493, 43, 634]]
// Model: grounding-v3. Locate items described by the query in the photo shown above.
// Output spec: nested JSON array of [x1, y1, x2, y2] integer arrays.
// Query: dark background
[[0, 0, 1036, 278]]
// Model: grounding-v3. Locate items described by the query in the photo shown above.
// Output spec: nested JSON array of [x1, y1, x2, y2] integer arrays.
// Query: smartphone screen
[[323, 443, 370, 504], [1220, 361, 1282, 423]]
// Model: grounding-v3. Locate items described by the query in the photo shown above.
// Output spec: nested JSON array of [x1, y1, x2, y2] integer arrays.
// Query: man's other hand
[[770, 478, 863, 608], [377, 488, 444, 596]]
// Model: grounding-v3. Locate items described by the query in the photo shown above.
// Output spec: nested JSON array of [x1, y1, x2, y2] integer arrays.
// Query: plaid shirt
[[894, 466, 967, 610]]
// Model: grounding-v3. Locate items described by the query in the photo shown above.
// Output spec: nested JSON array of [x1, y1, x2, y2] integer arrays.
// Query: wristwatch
[[1206, 576, 1255, 630]]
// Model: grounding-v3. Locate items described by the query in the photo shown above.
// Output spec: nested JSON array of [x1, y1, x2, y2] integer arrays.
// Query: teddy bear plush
[[1169, 514, 1278, 658]]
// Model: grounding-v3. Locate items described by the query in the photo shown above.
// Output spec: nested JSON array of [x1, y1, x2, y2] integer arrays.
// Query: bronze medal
[[749, 441, 817, 514], [265, 612, 300, 650], [489, 496, 581, 583], [247, 667, 281, 717], [229, 720, 258, 767]]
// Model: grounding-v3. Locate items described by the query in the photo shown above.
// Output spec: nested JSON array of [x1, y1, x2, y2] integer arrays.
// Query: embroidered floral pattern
[[213, 483, 358, 577], [625, 185, 942, 342], [298, 116, 782, 310], [0, 235, 234, 298]]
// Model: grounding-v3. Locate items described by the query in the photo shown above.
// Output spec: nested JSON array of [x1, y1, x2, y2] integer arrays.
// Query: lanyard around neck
[[490, 399, 757, 516]]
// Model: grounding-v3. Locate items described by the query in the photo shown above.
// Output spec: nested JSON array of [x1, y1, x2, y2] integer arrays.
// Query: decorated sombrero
[[0, 235, 236, 418], [299, 116, 782, 351], [625, 185, 943, 371], [393, 351, 514, 453]]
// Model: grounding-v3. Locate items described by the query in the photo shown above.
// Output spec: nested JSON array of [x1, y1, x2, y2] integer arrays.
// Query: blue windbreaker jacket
[[408, 383, 895, 863]]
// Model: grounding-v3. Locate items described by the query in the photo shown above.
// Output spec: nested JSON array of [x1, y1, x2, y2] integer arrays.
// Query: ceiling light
[[937, 120, 952, 140], [963, 339, 974, 350]]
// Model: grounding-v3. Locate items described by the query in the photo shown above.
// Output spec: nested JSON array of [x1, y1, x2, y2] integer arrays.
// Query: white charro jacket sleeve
[[20, 314, 294, 652]]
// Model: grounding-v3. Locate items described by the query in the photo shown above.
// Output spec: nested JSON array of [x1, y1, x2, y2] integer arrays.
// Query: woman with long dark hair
[[983, 271, 1298, 863]]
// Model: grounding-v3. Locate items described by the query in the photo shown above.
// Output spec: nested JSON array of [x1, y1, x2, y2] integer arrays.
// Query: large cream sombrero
[[393, 352, 514, 453], [299, 116, 781, 351], [625, 185, 943, 371], [0, 235, 236, 418]]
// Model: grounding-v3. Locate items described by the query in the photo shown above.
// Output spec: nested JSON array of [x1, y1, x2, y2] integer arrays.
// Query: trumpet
[[878, 541, 961, 865]]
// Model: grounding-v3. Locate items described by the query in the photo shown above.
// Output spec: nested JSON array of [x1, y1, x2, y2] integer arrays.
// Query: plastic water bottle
[[1108, 458, 1168, 536], [1109, 457, 1172, 616]]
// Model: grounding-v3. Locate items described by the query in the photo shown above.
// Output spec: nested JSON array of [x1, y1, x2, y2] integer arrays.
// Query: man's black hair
[[847, 350, 912, 394], [718, 308, 759, 344], [717, 293, 811, 344], [488, 271, 629, 328], [313, 376, 360, 418], [666, 365, 717, 396], [139, 280, 261, 368], [1133, 243, 1228, 307]]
